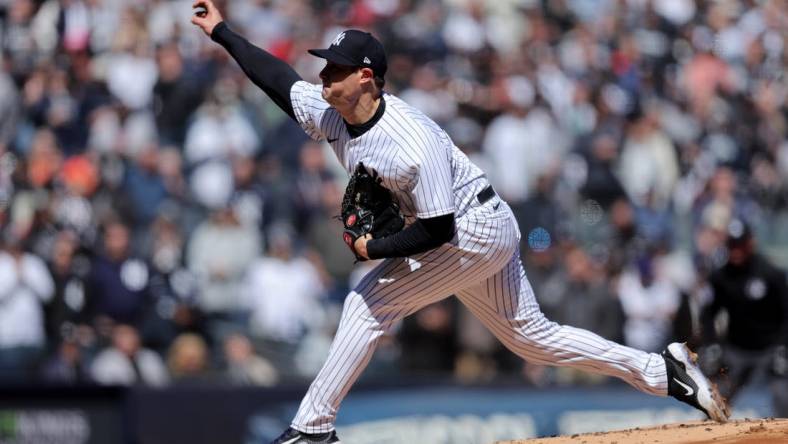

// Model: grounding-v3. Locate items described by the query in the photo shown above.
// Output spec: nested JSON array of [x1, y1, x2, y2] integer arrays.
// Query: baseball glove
[[340, 162, 405, 261]]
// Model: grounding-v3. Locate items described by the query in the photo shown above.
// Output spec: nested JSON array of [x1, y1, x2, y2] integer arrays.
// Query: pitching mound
[[499, 418, 788, 444]]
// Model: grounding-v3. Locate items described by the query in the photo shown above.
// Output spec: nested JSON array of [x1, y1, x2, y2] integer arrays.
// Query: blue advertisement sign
[[243, 385, 773, 444]]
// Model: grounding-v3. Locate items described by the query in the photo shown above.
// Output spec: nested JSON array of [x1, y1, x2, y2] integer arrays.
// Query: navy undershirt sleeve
[[366, 213, 455, 259], [211, 22, 301, 120]]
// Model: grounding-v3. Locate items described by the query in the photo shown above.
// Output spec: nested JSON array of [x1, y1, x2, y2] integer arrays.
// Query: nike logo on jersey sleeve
[[327, 137, 339, 143]]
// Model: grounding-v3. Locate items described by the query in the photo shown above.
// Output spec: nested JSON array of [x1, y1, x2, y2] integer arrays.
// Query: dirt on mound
[[498, 418, 788, 444]]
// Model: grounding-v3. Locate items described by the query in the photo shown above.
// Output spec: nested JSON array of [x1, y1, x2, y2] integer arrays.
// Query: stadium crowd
[[0, 0, 786, 404]]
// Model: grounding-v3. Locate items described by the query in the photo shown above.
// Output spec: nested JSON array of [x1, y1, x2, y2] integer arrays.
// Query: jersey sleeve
[[410, 147, 455, 218], [290, 81, 330, 141]]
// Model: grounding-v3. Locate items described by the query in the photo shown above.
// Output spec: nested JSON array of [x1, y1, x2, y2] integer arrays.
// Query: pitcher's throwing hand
[[191, 0, 223, 36]]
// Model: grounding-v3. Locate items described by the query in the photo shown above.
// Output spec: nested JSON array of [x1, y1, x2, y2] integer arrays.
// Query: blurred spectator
[[604, 198, 640, 273], [633, 190, 674, 247], [139, 213, 204, 352], [617, 108, 679, 210], [223, 333, 278, 387], [85, 104, 156, 157], [255, 153, 297, 231], [91, 324, 169, 386], [579, 133, 627, 210], [695, 166, 757, 233], [230, 153, 267, 231], [616, 251, 681, 352], [515, 172, 565, 254], [52, 154, 100, 237], [539, 245, 624, 342], [167, 333, 211, 385], [482, 76, 565, 206], [2, 0, 40, 79], [183, 76, 260, 165], [187, 206, 260, 337], [86, 220, 150, 328], [40, 335, 92, 385], [292, 140, 334, 235], [700, 219, 788, 412], [242, 224, 325, 344], [692, 166, 760, 273], [398, 299, 458, 374], [189, 160, 235, 210], [454, 302, 502, 384], [22, 127, 61, 186], [121, 145, 171, 227], [36, 66, 83, 154], [0, 230, 54, 381], [156, 147, 188, 201], [305, 179, 356, 298], [105, 31, 157, 111], [0, 68, 19, 151], [398, 64, 457, 124], [292, 303, 343, 380], [44, 229, 90, 341], [153, 42, 210, 146]]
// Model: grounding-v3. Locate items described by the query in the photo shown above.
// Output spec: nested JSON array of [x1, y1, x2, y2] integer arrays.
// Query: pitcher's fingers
[[193, 0, 212, 12], [190, 15, 204, 26], [193, 0, 214, 10]]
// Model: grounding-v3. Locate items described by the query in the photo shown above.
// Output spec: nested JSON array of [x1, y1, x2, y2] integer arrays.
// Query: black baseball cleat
[[662, 342, 730, 422], [269, 427, 340, 444]]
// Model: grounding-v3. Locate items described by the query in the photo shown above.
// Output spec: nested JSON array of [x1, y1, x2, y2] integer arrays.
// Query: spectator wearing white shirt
[[617, 109, 679, 211], [241, 224, 326, 379], [482, 76, 565, 206], [91, 324, 169, 387], [242, 225, 325, 345], [0, 231, 54, 382], [616, 252, 681, 352]]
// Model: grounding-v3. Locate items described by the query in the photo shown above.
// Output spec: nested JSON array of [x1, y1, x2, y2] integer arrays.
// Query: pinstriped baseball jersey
[[287, 80, 670, 434], [291, 81, 486, 222]]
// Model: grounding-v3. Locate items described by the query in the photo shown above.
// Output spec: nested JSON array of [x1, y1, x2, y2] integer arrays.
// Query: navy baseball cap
[[726, 218, 752, 247], [308, 30, 387, 78]]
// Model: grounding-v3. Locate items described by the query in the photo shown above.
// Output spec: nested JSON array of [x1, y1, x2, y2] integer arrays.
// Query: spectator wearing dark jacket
[[701, 219, 788, 413], [87, 221, 151, 329]]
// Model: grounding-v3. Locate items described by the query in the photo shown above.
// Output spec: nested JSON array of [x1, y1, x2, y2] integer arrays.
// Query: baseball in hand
[[191, 0, 223, 36]]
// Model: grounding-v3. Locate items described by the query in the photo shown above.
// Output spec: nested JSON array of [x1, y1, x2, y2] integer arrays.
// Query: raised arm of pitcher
[[192, 0, 301, 120]]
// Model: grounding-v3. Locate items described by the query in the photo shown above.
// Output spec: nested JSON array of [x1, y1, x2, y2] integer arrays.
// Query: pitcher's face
[[319, 61, 361, 103]]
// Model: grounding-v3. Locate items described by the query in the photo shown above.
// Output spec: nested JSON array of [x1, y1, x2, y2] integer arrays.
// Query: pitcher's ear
[[359, 67, 374, 81]]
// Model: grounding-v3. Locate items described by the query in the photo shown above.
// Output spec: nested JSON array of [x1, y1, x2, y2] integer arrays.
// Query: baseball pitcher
[[192, 2, 729, 443]]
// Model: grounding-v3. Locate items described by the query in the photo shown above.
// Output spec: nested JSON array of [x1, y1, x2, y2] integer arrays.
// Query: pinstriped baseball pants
[[292, 199, 669, 433]]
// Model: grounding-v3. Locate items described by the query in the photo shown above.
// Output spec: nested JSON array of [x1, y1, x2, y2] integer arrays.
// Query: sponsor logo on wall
[[0, 410, 90, 444]]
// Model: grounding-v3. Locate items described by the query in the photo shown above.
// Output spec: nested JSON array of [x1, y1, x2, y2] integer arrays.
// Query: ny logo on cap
[[331, 32, 346, 47]]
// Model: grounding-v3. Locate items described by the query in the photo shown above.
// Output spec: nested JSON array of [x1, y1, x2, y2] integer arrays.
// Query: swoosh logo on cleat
[[674, 377, 694, 396]]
